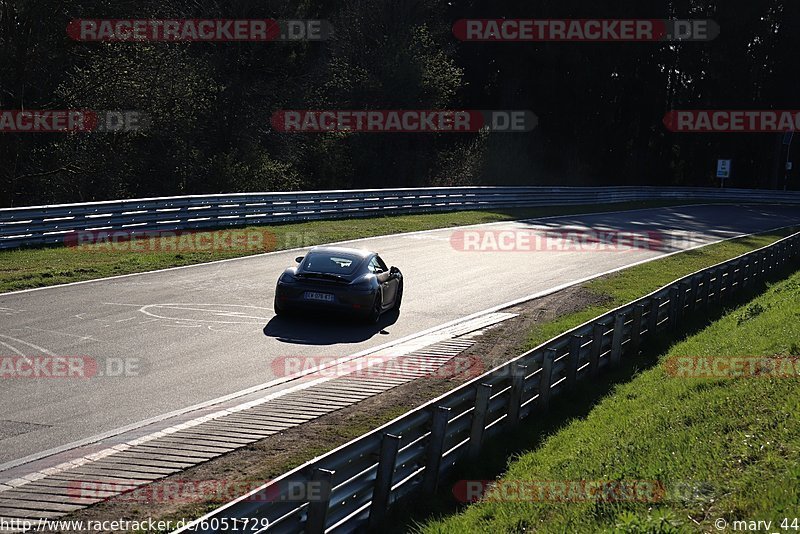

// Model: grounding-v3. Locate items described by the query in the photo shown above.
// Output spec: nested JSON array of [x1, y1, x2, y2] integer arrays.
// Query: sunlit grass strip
[[418, 256, 800, 533]]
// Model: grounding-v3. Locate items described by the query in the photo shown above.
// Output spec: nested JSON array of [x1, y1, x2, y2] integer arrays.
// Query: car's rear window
[[301, 252, 362, 275]]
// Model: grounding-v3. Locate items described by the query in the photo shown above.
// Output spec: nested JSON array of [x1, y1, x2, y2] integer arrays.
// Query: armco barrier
[[2, 186, 800, 249], [174, 231, 800, 534]]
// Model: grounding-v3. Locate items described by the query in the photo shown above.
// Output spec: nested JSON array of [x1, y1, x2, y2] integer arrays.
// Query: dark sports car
[[274, 246, 403, 322]]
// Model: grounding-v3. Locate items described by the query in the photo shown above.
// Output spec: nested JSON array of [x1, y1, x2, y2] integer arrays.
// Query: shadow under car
[[262, 309, 400, 345]]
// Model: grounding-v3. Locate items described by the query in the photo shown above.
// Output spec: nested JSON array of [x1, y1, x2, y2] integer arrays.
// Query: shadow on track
[[515, 204, 800, 254], [263, 309, 400, 345]]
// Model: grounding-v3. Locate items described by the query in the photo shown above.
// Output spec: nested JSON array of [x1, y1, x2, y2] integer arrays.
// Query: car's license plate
[[304, 291, 334, 302]]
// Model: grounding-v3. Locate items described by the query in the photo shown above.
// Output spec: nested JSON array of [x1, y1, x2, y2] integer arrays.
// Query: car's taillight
[[350, 279, 373, 291], [278, 272, 297, 284]]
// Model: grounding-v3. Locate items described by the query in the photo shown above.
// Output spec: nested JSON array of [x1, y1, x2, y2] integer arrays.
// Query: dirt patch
[[474, 285, 610, 370], [53, 283, 610, 532]]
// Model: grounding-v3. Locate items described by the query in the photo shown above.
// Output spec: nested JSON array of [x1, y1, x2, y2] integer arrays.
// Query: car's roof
[[306, 246, 375, 259]]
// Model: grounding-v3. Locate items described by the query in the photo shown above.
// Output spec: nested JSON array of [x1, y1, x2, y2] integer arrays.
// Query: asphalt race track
[[1, 203, 799, 465]]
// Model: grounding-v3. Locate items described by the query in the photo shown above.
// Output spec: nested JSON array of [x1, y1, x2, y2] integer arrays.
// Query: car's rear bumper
[[275, 282, 376, 315]]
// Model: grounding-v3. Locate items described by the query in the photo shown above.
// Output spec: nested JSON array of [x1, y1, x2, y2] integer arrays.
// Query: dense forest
[[1, 0, 798, 207]]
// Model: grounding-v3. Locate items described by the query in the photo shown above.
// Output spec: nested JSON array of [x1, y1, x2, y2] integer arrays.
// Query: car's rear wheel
[[367, 293, 382, 323], [393, 281, 403, 310]]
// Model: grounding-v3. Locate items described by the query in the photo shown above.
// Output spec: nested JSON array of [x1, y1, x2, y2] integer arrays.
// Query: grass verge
[[414, 247, 800, 533], [0, 200, 699, 293], [524, 227, 800, 349]]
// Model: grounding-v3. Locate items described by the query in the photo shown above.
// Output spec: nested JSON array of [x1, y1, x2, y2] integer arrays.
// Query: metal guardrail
[[2, 186, 800, 250], [174, 230, 800, 534]]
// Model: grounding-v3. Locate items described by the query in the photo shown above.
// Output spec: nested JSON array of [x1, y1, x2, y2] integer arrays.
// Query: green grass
[[0, 200, 699, 293], [417, 263, 800, 533], [524, 228, 800, 350]]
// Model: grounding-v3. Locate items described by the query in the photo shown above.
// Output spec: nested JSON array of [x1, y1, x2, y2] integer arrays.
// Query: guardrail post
[[306, 468, 335, 534], [715, 267, 724, 299], [687, 276, 699, 312], [741, 259, 751, 288], [729, 261, 740, 296], [679, 281, 691, 314], [589, 322, 606, 378], [701, 272, 712, 307], [751, 254, 760, 282], [717, 265, 730, 303], [738, 257, 746, 284], [538, 349, 556, 411], [719, 267, 728, 300], [738, 259, 746, 290], [422, 406, 451, 494], [368, 434, 402, 528], [648, 297, 661, 336], [713, 268, 724, 303], [507, 364, 528, 423], [723, 264, 734, 299], [630, 305, 644, 356], [610, 313, 626, 367], [468, 384, 492, 459], [668, 286, 681, 330], [730, 261, 738, 289], [566, 335, 583, 389]]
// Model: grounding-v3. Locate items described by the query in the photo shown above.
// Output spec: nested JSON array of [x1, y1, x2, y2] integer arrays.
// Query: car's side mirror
[[295, 256, 304, 263], [390, 266, 400, 277]]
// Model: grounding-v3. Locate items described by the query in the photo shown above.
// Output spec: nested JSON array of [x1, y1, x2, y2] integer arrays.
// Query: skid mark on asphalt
[[23, 327, 101, 344], [139, 303, 273, 324], [0, 335, 56, 357], [0, 341, 25, 357]]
